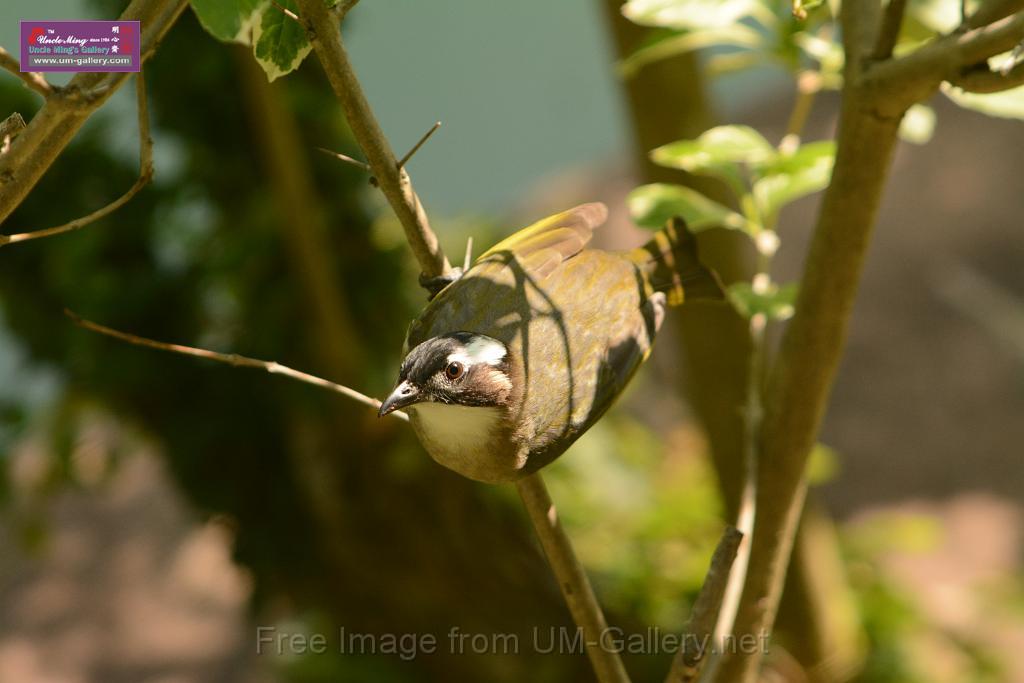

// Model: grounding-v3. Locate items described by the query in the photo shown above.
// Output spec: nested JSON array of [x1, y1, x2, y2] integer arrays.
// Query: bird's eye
[[445, 361, 464, 380]]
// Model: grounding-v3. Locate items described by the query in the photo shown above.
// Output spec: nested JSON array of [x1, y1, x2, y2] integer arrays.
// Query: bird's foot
[[419, 268, 464, 300]]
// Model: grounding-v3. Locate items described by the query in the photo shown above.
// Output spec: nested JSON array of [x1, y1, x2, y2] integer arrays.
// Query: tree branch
[[1, 112, 26, 154], [966, 0, 1024, 29], [872, 0, 908, 59], [716, 1, 907, 680], [862, 9, 1024, 114], [0, 0, 187, 227], [0, 46, 54, 97], [1, 71, 153, 247], [294, 0, 451, 280], [948, 58, 1024, 91], [515, 475, 631, 683], [65, 310, 406, 421], [294, 8, 630, 683], [666, 527, 743, 683]]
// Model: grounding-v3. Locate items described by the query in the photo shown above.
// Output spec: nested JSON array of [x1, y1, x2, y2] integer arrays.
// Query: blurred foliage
[[1, 1, 1023, 682]]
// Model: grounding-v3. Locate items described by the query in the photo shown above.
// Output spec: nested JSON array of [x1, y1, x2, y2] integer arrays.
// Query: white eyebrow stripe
[[447, 337, 506, 367]]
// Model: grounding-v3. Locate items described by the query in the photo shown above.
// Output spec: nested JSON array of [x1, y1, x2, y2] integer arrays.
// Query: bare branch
[[0, 0, 187, 227], [65, 310, 407, 421], [1, 71, 153, 247], [294, 0, 452, 280], [515, 475, 631, 683], [948, 58, 1024, 91], [872, 0, 908, 59], [0, 45, 54, 97], [666, 527, 744, 683]]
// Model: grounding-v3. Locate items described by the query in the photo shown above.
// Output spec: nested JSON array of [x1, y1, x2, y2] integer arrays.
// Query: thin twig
[[948, 59, 1024, 91], [666, 527, 744, 683], [1, 71, 153, 247], [65, 310, 408, 421], [700, 74, 813, 683], [397, 120, 441, 169], [516, 475, 631, 683], [0, 45, 54, 97], [294, 0, 452, 280], [779, 71, 821, 155], [872, 0, 908, 59]]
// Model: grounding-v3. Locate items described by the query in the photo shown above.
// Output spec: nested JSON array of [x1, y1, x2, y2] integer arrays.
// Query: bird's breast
[[408, 403, 522, 483]]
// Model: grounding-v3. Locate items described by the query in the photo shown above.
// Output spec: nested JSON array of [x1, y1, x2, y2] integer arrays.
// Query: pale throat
[[408, 402, 504, 454]]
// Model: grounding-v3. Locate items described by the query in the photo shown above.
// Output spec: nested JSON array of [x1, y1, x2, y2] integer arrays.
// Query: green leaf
[[651, 125, 776, 188], [727, 280, 798, 319], [622, 0, 759, 30], [942, 82, 1024, 120], [899, 103, 936, 144], [190, 0, 266, 44], [628, 183, 750, 233], [252, 0, 312, 81], [619, 24, 764, 77], [752, 140, 834, 217]]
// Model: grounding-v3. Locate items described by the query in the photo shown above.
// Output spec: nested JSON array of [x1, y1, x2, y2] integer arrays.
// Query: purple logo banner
[[20, 20, 140, 73]]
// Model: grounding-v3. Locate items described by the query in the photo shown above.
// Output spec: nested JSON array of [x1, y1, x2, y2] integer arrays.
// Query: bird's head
[[379, 332, 513, 417]]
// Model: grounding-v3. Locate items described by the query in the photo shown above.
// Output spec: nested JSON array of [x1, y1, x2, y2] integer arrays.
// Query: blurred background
[[1, 0, 1022, 682]]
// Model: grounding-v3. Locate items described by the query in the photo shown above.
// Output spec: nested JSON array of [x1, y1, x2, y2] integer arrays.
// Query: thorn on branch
[[463, 235, 473, 272], [64, 309, 408, 421], [316, 146, 372, 172], [0, 71, 152, 247], [397, 120, 441, 169], [316, 146, 379, 186]]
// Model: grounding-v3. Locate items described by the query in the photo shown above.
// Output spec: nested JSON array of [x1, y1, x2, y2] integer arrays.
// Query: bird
[[378, 202, 723, 483]]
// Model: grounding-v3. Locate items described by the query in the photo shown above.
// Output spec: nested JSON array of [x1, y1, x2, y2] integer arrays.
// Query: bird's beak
[[378, 380, 420, 417]]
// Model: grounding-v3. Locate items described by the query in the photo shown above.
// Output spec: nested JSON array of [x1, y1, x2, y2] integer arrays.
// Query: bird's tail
[[630, 217, 725, 305]]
